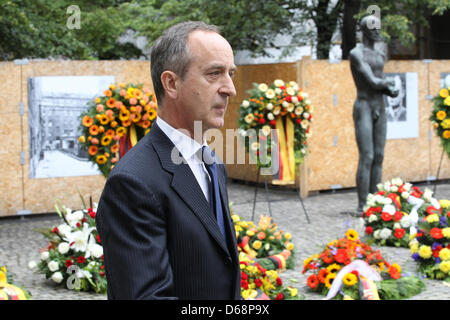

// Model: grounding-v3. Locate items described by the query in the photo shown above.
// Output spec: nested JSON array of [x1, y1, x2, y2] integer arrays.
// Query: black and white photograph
[[385, 73, 407, 122], [28, 76, 115, 179], [384, 72, 418, 140]]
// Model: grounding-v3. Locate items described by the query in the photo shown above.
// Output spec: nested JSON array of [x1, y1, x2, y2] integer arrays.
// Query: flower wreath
[[302, 229, 425, 300], [78, 83, 158, 177], [232, 213, 295, 271], [409, 200, 450, 281], [29, 197, 106, 294], [237, 80, 313, 183], [430, 87, 450, 157], [362, 178, 440, 248]]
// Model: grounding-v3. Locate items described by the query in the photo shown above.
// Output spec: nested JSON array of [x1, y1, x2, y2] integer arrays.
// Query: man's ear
[[160, 71, 179, 100]]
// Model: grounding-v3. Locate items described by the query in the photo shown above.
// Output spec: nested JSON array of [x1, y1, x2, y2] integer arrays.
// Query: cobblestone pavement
[[1, 180, 450, 300]]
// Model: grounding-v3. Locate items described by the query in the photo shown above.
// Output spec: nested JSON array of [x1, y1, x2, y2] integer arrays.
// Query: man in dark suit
[[96, 21, 240, 299]]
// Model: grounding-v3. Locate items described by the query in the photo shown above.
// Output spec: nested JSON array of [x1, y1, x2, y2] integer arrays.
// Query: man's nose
[[220, 74, 236, 97]]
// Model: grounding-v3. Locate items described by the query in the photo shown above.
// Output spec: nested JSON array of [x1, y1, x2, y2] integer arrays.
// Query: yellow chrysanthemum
[[440, 88, 449, 98], [442, 228, 450, 239], [252, 240, 262, 250], [441, 119, 450, 129], [439, 248, 450, 261], [324, 273, 336, 289], [345, 229, 359, 241], [445, 96, 450, 106], [443, 130, 450, 139], [78, 136, 86, 143], [419, 245, 432, 259], [390, 263, 402, 274], [439, 261, 450, 274], [410, 241, 419, 254], [436, 110, 447, 121], [440, 200, 450, 209], [284, 232, 292, 240], [342, 273, 358, 287], [426, 214, 440, 223], [286, 242, 294, 251]]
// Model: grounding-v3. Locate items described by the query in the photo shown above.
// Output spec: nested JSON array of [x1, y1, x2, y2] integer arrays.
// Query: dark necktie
[[202, 146, 227, 242]]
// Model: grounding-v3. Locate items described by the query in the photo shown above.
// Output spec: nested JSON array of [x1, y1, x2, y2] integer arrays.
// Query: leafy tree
[[0, 0, 142, 60]]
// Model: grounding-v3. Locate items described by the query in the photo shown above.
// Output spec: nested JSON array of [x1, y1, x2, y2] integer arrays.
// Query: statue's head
[[360, 15, 381, 42]]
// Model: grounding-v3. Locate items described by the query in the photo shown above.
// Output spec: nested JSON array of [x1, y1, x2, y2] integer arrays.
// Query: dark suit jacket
[[96, 123, 241, 300]]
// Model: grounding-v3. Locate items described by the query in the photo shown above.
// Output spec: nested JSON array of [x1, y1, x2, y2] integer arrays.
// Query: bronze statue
[[349, 16, 399, 216]]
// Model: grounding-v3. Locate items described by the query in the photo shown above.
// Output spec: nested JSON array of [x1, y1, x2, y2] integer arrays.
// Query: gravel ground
[[1, 180, 450, 300]]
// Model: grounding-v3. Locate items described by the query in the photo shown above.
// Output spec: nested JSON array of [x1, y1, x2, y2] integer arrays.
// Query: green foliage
[[377, 276, 426, 300], [0, 0, 143, 60]]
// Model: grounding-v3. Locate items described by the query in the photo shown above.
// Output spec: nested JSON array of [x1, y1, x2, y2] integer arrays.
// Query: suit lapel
[[150, 123, 230, 256]]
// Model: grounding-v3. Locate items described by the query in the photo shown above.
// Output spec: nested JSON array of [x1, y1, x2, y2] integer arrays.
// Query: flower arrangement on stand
[[362, 177, 440, 247], [29, 197, 106, 294], [409, 200, 450, 281], [239, 253, 300, 300], [78, 83, 158, 177], [430, 86, 450, 156], [302, 229, 425, 300], [0, 266, 31, 300], [232, 213, 295, 271], [237, 80, 313, 171]]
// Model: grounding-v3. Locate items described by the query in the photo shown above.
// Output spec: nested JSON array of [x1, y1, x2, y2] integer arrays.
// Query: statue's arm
[[349, 50, 390, 91]]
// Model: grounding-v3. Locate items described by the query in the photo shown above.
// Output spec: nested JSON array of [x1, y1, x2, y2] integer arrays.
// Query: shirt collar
[[156, 117, 207, 161]]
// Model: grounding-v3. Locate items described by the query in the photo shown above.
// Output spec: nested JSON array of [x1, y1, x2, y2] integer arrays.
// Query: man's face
[[176, 30, 236, 133]]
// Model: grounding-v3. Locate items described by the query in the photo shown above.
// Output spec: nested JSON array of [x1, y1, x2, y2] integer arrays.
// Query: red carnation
[[297, 95, 302, 101], [269, 120, 277, 126], [52, 227, 59, 233], [88, 208, 96, 219], [376, 191, 386, 196], [96, 234, 101, 243], [426, 206, 439, 215], [394, 211, 403, 222], [65, 259, 73, 267], [285, 95, 292, 102], [241, 280, 249, 290], [276, 277, 283, 286], [77, 256, 86, 264], [430, 227, 444, 239], [258, 118, 266, 124], [335, 249, 349, 264], [254, 278, 263, 288], [394, 228, 405, 239], [274, 293, 284, 300], [365, 226, 373, 235], [295, 118, 302, 125], [241, 271, 248, 281], [381, 212, 392, 222]]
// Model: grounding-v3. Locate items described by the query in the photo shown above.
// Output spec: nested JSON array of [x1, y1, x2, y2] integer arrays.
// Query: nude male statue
[[349, 15, 399, 216]]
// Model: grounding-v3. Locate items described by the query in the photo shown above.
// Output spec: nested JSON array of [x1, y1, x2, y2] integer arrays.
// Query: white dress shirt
[[156, 117, 211, 202]]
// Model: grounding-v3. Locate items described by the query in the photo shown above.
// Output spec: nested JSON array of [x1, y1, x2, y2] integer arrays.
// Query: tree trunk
[[341, 0, 361, 59]]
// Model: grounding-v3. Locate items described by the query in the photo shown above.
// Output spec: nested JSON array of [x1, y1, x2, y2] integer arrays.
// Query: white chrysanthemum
[[292, 96, 299, 105], [28, 261, 37, 270], [383, 197, 393, 205], [266, 103, 274, 111], [403, 183, 412, 192], [58, 242, 70, 255], [368, 214, 378, 223], [40, 251, 49, 261], [265, 89, 275, 99], [258, 83, 268, 92], [244, 113, 254, 124], [273, 106, 281, 115], [303, 112, 310, 119], [295, 106, 303, 115], [400, 216, 411, 228], [267, 113, 274, 121], [242, 100, 250, 108], [401, 191, 410, 199], [287, 103, 294, 112], [423, 188, 433, 202], [51, 272, 64, 284], [374, 230, 381, 239], [286, 87, 295, 96], [47, 260, 59, 272], [300, 120, 309, 129], [282, 101, 289, 108], [390, 186, 398, 192], [275, 88, 282, 95], [376, 183, 383, 191], [274, 79, 285, 87], [261, 125, 271, 137], [380, 228, 392, 240], [394, 223, 401, 230], [391, 177, 403, 186], [382, 204, 396, 215], [57, 224, 72, 237]]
